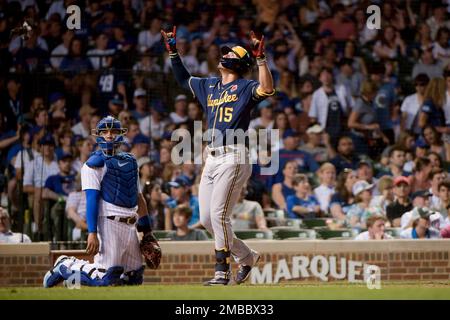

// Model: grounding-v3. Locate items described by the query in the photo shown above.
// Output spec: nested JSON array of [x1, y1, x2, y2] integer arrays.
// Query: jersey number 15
[[219, 107, 233, 123]]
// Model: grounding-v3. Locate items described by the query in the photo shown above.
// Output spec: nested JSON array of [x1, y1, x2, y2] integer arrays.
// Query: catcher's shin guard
[[122, 266, 145, 285]]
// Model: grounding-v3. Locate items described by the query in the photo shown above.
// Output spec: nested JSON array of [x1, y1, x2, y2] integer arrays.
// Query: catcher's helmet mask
[[220, 45, 253, 76], [92, 116, 128, 155]]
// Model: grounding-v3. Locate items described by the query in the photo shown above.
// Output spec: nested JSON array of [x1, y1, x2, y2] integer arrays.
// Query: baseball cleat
[[235, 250, 260, 285], [203, 271, 232, 286], [43, 255, 70, 288]]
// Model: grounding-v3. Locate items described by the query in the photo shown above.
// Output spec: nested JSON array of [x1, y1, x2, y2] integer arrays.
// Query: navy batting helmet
[[92, 116, 128, 154], [220, 45, 253, 75]]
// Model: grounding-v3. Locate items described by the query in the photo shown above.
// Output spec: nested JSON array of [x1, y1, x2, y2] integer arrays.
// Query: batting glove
[[249, 31, 266, 63], [161, 26, 177, 55]]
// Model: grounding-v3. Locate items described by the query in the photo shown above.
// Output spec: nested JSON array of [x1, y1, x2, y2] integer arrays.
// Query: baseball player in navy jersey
[[43, 116, 157, 287], [162, 27, 275, 285]]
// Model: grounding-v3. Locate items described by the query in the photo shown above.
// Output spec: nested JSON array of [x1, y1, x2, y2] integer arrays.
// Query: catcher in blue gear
[[43, 116, 161, 288]]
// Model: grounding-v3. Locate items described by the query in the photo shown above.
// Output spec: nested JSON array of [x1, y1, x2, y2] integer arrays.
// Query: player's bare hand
[[161, 26, 177, 53], [249, 31, 265, 59], [86, 233, 99, 255]]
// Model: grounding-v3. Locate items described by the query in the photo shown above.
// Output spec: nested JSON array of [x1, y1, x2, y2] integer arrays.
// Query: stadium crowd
[[1, 0, 450, 244]]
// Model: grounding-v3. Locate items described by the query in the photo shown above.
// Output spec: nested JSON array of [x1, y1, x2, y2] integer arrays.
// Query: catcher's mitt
[[140, 231, 162, 269]]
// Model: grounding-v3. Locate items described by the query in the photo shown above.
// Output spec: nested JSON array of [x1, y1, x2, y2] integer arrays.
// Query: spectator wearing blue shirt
[[272, 160, 298, 211], [271, 129, 319, 186], [330, 168, 358, 222], [166, 176, 200, 228], [286, 174, 321, 219], [369, 63, 397, 144], [42, 152, 77, 241], [60, 37, 93, 75], [418, 77, 447, 133], [330, 135, 360, 174], [43, 153, 76, 201]]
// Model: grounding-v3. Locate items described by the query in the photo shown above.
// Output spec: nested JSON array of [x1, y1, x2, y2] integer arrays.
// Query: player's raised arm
[[161, 26, 192, 91], [250, 31, 275, 97]]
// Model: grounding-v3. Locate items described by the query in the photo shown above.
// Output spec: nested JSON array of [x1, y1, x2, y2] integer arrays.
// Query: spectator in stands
[[348, 80, 389, 157], [286, 174, 321, 220], [139, 101, 170, 144], [142, 181, 171, 231], [50, 28, 74, 69], [354, 215, 392, 240], [412, 48, 443, 79], [347, 180, 375, 229], [370, 176, 394, 215], [271, 111, 290, 152], [138, 16, 162, 53], [66, 174, 87, 241], [423, 125, 447, 161], [314, 162, 336, 214], [419, 77, 446, 133], [276, 129, 319, 181], [249, 100, 274, 130], [0, 207, 31, 243], [429, 180, 450, 230], [386, 176, 413, 227], [199, 44, 220, 77], [166, 176, 200, 228], [130, 134, 150, 161], [373, 25, 406, 60], [60, 37, 93, 73], [330, 135, 359, 174], [369, 63, 397, 145], [14, 31, 50, 73], [170, 94, 189, 124], [299, 124, 334, 163], [433, 27, 450, 67], [409, 157, 433, 193], [42, 152, 76, 240], [131, 88, 149, 121], [318, 3, 356, 42], [426, 2, 450, 40], [429, 168, 447, 209], [168, 205, 209, 241], [309, 67, 351, 147], [335, 58, 364, 102], [400, 208, 441, 239], [32, 107, 48, 133], [330, 168, 358, 221], [400, 190, 432, 230], [271, 160, 297, 211], [107, 93, 125, 118], [87, 32, 114, 70], [71, 104, 96, 138], [379, 146, 407, 178], [231, 187, 268, 231], [401, 73, 429, 135], [24, 134, 59, 236], [357, 160, 378, 192], [72, 138, 93, 173]]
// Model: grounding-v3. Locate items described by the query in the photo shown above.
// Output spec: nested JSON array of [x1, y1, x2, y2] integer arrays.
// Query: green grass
[[1, 283, 450, 300]]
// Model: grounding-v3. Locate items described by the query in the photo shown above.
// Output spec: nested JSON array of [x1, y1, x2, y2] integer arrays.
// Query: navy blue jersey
[[188, 77, 269, 146]]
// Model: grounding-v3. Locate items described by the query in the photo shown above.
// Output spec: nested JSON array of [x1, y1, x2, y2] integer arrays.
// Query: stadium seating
[[153, 230, 173, 241], [315, 228, 353, 239], [271, 227, 316, 240], [233, 229, 273, 240], [301, 218, 329, 229]]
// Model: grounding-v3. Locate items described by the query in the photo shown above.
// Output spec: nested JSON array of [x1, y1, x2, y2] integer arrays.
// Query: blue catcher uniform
[[43, 116, 145, 288], [170, 44, 274, 285]]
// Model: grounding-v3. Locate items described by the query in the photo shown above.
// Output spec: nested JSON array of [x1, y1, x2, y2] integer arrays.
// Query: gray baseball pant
[[199, 145, 255, 266]]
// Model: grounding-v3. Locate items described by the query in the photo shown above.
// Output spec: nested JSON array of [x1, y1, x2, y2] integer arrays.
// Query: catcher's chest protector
[[101, 154, 138, 208]]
